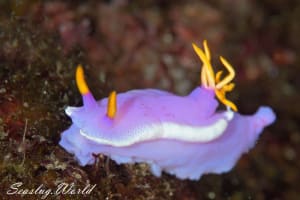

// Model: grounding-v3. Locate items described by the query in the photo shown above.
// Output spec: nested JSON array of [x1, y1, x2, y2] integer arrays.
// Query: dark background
[[0, 0, 299, 199]]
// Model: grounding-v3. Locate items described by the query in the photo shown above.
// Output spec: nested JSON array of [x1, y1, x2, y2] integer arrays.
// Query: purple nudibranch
[[59, 41, 276, 180]]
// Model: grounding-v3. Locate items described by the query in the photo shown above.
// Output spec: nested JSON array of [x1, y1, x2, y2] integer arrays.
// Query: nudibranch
[[59, 41, 276, 180]]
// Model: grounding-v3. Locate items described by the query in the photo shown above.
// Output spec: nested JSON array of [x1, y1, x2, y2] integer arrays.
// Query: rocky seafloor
[[0, 1, 299, 199]]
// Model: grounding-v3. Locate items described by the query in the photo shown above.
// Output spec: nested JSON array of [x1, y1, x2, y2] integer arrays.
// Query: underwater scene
[[0, 0, 299, 199]]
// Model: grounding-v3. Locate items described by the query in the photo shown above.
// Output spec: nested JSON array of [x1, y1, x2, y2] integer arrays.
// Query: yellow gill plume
[[192, 40, 238, 111]]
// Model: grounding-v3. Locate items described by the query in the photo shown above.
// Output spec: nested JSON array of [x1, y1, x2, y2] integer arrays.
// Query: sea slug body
[[59, 41, 276, 180]]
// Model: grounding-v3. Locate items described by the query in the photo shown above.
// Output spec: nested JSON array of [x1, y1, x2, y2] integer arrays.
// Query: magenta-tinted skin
[[59, 86, 275, 180]]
